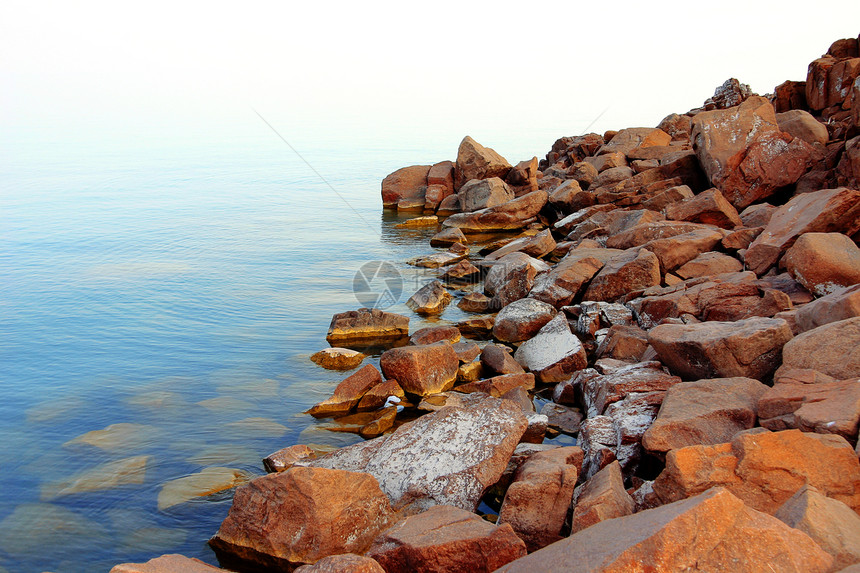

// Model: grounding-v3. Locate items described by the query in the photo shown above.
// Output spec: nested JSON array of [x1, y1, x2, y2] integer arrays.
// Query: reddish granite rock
[[578, 415, 619, 480], [109, 555, 225, 573], [658, 113, 692, 141], [294, 554, 384, 573], [492, 298, 557, 343], [585, 151, 627, 172], [454, 136, 512, 191], [458, 177, 515, 212], [451, 341, 480, 363], [740, 203, 778, 228], [263, 444, 317, 473], [641, 184, 695, 211], [487, 230, 557, 261], [481, 344, 525, 376], [457, 292, 492, 313], [581, 361, 681, 418], [774, 485, 860, 571], [640, 227, 726, 273], [356, 380, 405, 412], [758, 379, 860, 441], [653, 429, 860, 514], [456, 373, 535, 397], [592, 166, 635, 188], [367, 505, 526, 573], [210, 467, 394, 570], [513, 314, 587, 383], [581, 248, 661, 302], [457, 316, 495, 339], [776, 110, 829, 145], [484, 252, 549, 297], [795, 284, 860, 332], [675, 252, 743, 279], [429, 227, 467, 248], [442, 190, 548, 233], [642, 377, 767, 455], [773, 80, 808, 113], [406, 280, 452, 315], [498, 447, 581, 551], [529, 249, 618, 308], [606, 220, 711, 249], [310, 348, 366, 370], [570, 161, 599, 188], [744, 187, 860, 276], [783, 232, 860, 297], [571, 461, 634, 534], [595, 324, 650, 361], [777, 317, 860, 381], [808, 57, 840, 110], [648, 317, 794, 381], [598, 127, 671, 157], [506, 157, 540, 196], [722, 227, 763, 251], [307, 364, 384, 418], [326, 309, 409, 347], [409, 325, 461, 346], [380, 342, 459, 397], [382, 165, 431, 209], [304, 396, 528, 512], [664, 187, 743, 229], [497, 487, 834, 573]]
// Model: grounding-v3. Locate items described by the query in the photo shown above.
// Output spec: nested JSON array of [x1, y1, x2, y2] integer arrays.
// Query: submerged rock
[[64, 423, 157, 452], [41, 456, 149, 500], [109, 554, 224, 573], [158, 467, 251, 511]]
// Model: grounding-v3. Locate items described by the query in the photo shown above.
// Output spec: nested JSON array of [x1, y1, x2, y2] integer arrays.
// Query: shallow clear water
[[0, 122, 511, 572]]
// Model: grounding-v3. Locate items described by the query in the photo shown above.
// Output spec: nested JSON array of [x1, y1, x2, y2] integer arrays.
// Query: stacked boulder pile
[[113, 37, 860, 573]]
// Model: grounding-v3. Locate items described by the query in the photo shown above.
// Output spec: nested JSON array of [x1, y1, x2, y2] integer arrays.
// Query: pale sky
[[3, 1, 860, 162]]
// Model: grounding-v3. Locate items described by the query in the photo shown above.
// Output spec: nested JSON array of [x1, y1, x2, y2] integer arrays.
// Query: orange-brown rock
[[454, 136, 512, 191], [458, 177, 515, 212], [653, 429, 860, 514], [648, 317, 793, 381], [639, 227, 725, 273], [379, 342, 459, 397], [326, 308, 410, 347], [581, 361, 681, 417], [773, 80, 808, 113], [442, 190, 548, 233], [570, 461, 634, 534], [356, 380, 405, 412], [506, 157, 539, 196], [513, 314, 587, 383], [492, 298, 557, 343], [485, 230, 556, 262], [305, 396, 528, 512], [657, 113, 692, 141], [498, 447, 581, 551], [367, 505, 526, 572], [263, 444, 317, 473], [307, 364, 384, 418], [795, 284, 860, 332], [456, 373, 535, 397], [775, 485, 860, 571], [664, 187, 742, 229], [109, 554, 225, 573], [605, 220, 711, 249], [484, 252, 549, 297], [758, 379, 860, 443], [595, 324, 650, 361], [293, 553, 384, 573], [777, 317, 860, 381], [675, 252, 743, 279], [783, 232, 860, 297], [408, 325, 461, 346], [457, 292, 491, 313], [497, 487, 834, 573], [429, 227, 467, 248], [585, 151, 627, 172], [641, 377, 767, 454], [457, 316, 495, 338], [744, 187, 860, 276], [310, 347, 366, 371], [406, 280, 452, 315], [776, 110, 829, 145], [382, 165, 431, 209], [480, 344, 525, 376], [210, 467, 394, 570], [598, 127, 671, 157], [529, 249, 617, 308], [581, 248, 661, 302]]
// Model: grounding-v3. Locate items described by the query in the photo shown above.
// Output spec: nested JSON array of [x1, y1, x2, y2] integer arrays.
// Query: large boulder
[[580, 248, 661, 302], [210, 467, 394, 570], [691, 96, 818, 209], [307, 364, 384, 418], [454, 136, 512, 190], [744, 187, 860, 276], [366, 505, 526, 572], [492, 298, 558, 343], [326, 309, 409, 347], [648, 317, 794, 381], [795, 284, 860, 332], [641, 377, 768, 455], [664, 187, 742, 229], [758, 379, 860, 443], [653, 429, 860, 514], [775, 485, 860, 571], [458, 177, 515, 212], [379, 342, 459, 397], [303, 396, 528, 512], [484, 252, 550, 297], [782, 232, 860, 297], [570, 461, 635, 534], [513, 314, 587, 383], [441, 190, 548, 233], [776, 110, 829, 145], [776, 317, 860, 382], [382, 165, 431, 209], [498, 447, 581, 551], [497, 487, 833, 573]]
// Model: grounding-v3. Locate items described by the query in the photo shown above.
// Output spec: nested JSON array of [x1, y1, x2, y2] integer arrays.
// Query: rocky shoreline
[[112, 36, 860, 572]]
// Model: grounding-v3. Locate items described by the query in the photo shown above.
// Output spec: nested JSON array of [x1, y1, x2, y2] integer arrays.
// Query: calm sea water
[[0, 117, 562, 572]]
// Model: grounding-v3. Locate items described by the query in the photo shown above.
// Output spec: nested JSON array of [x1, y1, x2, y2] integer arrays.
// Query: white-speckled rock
[[513, 314, 587, 383], [493, 298, 558, 343]]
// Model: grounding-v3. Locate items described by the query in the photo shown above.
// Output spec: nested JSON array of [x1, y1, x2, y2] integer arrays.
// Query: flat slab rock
[[326, 308, 409, 346], [497, 487, 833, 573], [302, 396, 528, 512], [109, 554, 227, 573]]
